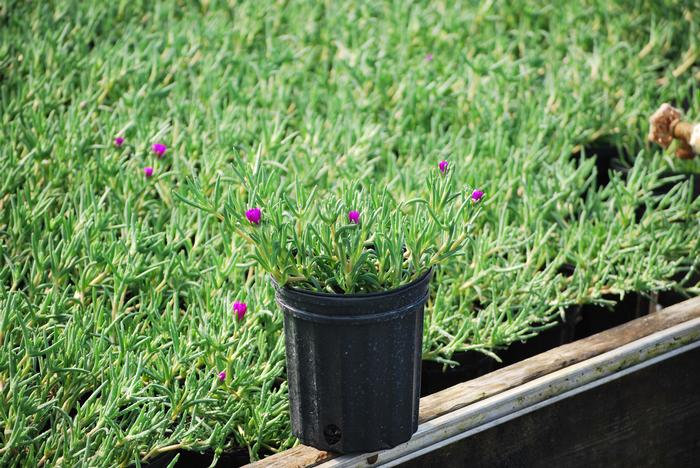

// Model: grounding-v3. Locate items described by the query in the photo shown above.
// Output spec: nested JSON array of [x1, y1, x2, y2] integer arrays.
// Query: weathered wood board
[[401, 345, 700, 467]]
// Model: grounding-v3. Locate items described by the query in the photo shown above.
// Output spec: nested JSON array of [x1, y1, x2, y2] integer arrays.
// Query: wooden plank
[[418, 296, 700, 422], [247, 296, 700, 468], [400, 345, 700, 467], [321, 320, 700, 466]]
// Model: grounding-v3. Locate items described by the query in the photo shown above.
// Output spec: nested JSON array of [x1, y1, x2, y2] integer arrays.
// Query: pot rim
[[272, 268, 433, 299]]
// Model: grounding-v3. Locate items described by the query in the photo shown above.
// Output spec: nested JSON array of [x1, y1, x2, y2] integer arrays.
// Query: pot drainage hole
[[323, 424, 341, 445]]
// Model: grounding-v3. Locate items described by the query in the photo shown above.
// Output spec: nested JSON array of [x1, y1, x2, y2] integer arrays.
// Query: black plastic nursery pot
[[274, 270, 432, 453]]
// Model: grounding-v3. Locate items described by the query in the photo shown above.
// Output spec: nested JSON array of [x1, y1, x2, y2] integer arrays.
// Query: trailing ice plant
[[180, 159, 483, 294]]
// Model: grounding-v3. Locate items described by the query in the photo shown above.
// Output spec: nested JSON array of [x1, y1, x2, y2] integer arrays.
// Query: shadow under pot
[[273, 270, 432, 453]]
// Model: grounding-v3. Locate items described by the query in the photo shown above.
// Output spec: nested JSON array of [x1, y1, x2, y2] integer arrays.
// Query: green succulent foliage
[[180, 157, 483, 293]]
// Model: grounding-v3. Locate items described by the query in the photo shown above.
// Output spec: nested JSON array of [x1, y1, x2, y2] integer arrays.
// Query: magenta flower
[[233, 301, 247, 321], [425, 53, 433, 62], [438, 160, 448, 173], [114, 137, 124, 147], [218, 370, 226, 382], [471, 189, 484, 202], [348, 210, 360, 224], [152, 143, 167, 158], [245, 208, 261, 225], [143, 166, 154, 178]]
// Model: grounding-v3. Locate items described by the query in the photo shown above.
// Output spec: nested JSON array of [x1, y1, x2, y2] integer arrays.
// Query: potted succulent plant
[[179, 158, 483, 453]]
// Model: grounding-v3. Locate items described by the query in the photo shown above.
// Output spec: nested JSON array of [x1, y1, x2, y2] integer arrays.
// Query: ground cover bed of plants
[[1, 1, 699, 466]]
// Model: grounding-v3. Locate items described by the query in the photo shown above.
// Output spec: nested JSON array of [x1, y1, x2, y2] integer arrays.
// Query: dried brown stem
[[648, 103, 699, 159]]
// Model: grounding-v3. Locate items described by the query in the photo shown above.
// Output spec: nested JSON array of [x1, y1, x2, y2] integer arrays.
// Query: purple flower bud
[[144, 167, 154, 178], [245, 208, 261, 225], [438, 160, 448, 173], [348, 210, 360, 224], [152, 143, 167, 158], [114, 137, 124, 147], [471, 189, 484, 202], [233, 301, 247, 320], [218, 370, 226, 382], [425, 53, 433, 62]]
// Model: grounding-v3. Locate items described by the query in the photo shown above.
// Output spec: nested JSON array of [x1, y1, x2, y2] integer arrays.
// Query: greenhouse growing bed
[[1, 1, 699, 467]]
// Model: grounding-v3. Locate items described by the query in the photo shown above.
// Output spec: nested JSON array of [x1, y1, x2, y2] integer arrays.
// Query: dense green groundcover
[[1, 0, 699, 465]]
